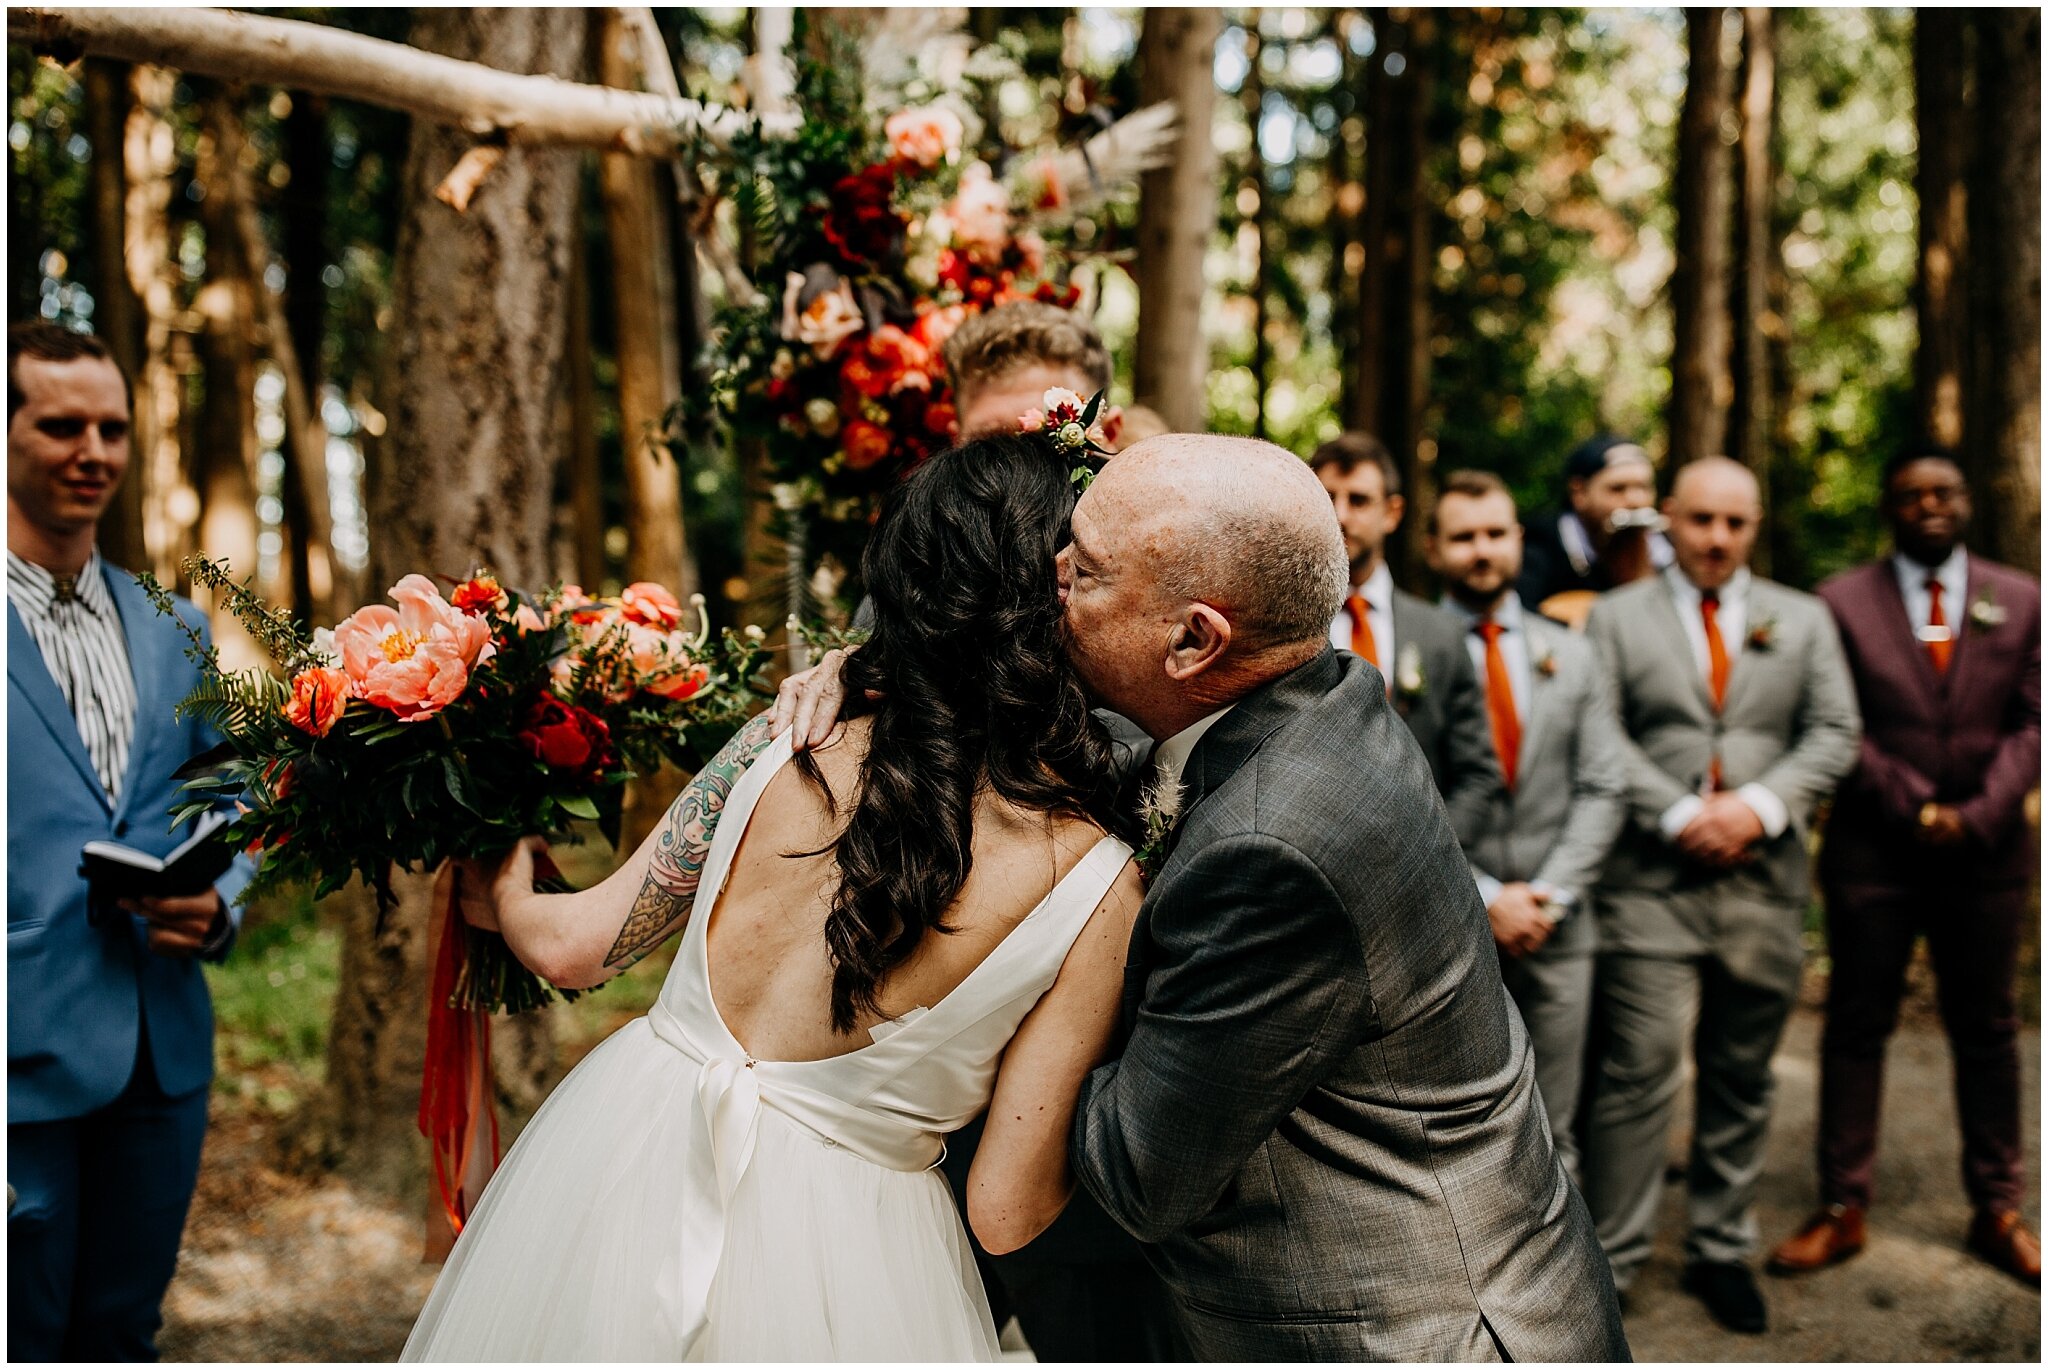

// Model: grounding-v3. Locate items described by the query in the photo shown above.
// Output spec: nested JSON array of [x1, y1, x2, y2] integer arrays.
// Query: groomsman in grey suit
[[1580, 458, 1860, 1334], [1426, 470, 1626, 1181], [1312, 433, 1502, 847]]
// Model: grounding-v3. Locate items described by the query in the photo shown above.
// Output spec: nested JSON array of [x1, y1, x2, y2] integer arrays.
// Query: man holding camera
[[1517, 434, 1674, 627]]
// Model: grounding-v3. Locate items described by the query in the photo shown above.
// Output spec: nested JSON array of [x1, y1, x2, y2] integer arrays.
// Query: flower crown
[[1019, 388, 1116, 490]]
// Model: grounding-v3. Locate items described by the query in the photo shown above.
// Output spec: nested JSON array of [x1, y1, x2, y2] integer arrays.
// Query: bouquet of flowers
[[145, 558, 767, 1014], [674, 13, 1177, 613]]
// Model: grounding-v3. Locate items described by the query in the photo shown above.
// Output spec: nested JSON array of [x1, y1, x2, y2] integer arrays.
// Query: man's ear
[[1164, 603, 1232, 682], [1384, 492, 1407, 535], [1099, 406, 1124, 450]]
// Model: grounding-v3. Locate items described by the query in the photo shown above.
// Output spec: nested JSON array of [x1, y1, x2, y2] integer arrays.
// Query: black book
[[80, 809, 238, 902]]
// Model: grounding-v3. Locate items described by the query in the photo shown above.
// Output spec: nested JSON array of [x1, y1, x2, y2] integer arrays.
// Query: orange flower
[[843, 421, 893, 470], [449, 574, 507, 616], [619, 581, 683, 629], [283, 665, 351, 737]]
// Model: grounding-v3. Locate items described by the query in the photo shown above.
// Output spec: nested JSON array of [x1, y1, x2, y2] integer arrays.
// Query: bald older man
[[1580, 458, 1860, 1333], [1060, 435, 1625, 1361]]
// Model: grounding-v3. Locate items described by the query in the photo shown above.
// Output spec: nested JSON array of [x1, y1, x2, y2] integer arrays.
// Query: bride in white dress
[[402, 436, 1142, 1362]]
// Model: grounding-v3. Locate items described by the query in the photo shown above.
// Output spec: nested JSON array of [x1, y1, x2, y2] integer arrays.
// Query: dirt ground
[[160, 971, 2040, 1363]]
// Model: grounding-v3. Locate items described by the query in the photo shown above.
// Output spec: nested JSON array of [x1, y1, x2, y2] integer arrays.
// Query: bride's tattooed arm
[[603, 712, 779, 973]]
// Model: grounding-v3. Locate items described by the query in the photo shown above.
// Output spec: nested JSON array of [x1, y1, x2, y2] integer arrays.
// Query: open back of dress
[[403, 731, 1131, 1362]]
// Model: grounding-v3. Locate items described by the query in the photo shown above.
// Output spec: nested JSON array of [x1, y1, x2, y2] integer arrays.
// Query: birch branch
[[9, 6, 797, 153]]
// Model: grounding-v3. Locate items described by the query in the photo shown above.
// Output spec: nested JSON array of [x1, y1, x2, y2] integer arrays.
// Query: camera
[[1605, 507, 1668, 534]]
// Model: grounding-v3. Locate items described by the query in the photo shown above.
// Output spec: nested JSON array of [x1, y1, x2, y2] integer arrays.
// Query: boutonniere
[[1747, 616, 1779, 652], [1132, 768, 1186, 880], [1968, 589, 2007, 628], [1394, 642, 1427, 702], [1534, 649, 1559, 678]]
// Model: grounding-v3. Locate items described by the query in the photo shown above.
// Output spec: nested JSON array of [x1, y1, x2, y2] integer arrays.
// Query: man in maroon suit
[[1769, 448, 2041, 1284]]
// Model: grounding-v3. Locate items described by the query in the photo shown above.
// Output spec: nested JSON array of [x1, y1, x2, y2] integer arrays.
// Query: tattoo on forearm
[[604, 713, 777, 971]]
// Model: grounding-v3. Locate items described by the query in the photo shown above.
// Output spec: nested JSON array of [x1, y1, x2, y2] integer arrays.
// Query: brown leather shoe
[[1767, 1204, 1867, 1274], [1967, 1209, 2043, 1285]]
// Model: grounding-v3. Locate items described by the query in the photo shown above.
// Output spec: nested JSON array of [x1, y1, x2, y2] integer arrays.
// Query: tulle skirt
[[401, 1018, 1001, 1362]]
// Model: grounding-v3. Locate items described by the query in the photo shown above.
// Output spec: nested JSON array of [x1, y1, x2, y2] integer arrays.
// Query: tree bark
[[124, 64, 190, 586], [564, 207, 606, 592], [1132, 8, 1219, 433], [738, 8, 794, 666], [598, 9, 690, 600], [279, 92, 331, 624], [11, 6, 787, 156], [210, 96, 338, 619], [1913, 9, 1971, 453], [1350, 7, 1391, 434], [191, 90, 266, 672], [1243, 18, 1269, 441], [1669, 7, 1736, 465], [1972, 8, 2041, 565], [298, 8, 590, 1201], [82, 58, 149, 574], [1729, 7, 1777, 572]]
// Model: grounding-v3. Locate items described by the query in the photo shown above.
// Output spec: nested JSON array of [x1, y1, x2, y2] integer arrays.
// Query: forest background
[[4, 8, 2041, 1339]]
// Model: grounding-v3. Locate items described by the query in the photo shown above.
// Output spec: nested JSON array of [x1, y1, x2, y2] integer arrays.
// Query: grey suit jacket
[[1071, 649, 1628, 1362], [1389, 589, 1504, 850], [1466, 611, 1628, 932], [1586, 574, 1861, 940]]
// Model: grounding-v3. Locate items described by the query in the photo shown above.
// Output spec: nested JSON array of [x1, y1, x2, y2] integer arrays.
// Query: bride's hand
[[769, 648, 850, 751], [454, 837, 548, 932]]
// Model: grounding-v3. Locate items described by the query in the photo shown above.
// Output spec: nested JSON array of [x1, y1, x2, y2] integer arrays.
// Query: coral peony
[[885, 104, 965, 169], [332, 575, 496, 721], [283, 665, 351, 737], [948, 163, 1012, 263], [619, 581, 683, 630]]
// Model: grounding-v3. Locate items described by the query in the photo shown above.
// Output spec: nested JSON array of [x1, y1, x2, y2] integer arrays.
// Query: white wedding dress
[[402, 732, 1132, 1362]]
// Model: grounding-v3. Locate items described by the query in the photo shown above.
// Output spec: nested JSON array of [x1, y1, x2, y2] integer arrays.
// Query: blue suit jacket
[[8, 566, 255, 1123]]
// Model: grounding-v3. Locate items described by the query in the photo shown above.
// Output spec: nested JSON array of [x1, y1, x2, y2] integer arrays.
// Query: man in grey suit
[[1425, 469, 1626, 1182], [1580, 458, 1860, 1334], [1312, 432, 1503, 847], [1063, 435, 1627, 1361]]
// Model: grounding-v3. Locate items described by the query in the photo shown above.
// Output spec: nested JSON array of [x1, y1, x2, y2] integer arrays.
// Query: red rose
[[843, 420, 893, 470], [841, 348, 890, 401], [822, 164, 908, 268], [936, 250, 971, 293], [517, 695, 616, 783], [923, 400, 958, 438]]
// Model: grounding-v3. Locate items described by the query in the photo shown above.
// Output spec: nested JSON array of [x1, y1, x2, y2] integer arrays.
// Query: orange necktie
[[1346, 593, 1379, 669], [1702, 590, 1730, 791], [1926, 577, 1954, 674], [1475, 620, 1521, 791]]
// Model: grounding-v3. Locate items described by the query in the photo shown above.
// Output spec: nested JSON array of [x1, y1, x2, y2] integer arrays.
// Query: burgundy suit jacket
[[1817, 554, 2040, 888]]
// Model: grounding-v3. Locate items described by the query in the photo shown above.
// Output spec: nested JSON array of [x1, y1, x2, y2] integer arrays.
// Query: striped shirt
[[8, 548, 137, 802]]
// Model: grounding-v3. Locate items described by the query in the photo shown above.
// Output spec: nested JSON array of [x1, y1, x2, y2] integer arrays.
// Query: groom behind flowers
[[942, 300, 1124, 449]]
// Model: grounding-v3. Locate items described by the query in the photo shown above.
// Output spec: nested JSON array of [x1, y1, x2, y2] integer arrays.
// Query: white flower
[[804, 398, 842, 438], [1056, 421, 1087, 451], [309, 626, 340, 666], [1041, 387, 1086, 421], [1395, 642, 1427, 698]]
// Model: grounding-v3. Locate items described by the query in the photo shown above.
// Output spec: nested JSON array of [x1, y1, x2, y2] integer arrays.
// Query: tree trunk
[[124, 64, 191, 587], [298, 8, 590, 1202], [1913, 9, 1971, 453], [1972, 8, 2041, 565], [1669, 7, 1736, 465], [279, 92, 331, 624], [1330, 11, 1364, 430], [1132, 8, 1218, 433], [1729, 7, 1777, 573], [564, 205, 606, 592], [738, 8, 794, 665], [191, 90, 265, 672], [598, 9, 691, 600], [83, 57, 149, 574], [1242, 18, 1269, 441], [1350, 7, 1391, 434]]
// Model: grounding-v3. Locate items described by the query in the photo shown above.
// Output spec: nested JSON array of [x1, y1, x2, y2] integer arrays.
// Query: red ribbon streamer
[[418, 868, 499, 1253]]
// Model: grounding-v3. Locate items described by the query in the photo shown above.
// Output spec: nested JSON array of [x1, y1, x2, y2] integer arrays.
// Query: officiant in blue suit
[[7, 322, 254, 1362]]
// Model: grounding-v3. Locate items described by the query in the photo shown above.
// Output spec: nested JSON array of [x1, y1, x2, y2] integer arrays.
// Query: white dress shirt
[[1330, 560, 1397, 668], [1894, 547, 1969, 643], [1655, 565, 1790, 842], [1151, 706, 1235, 795], [7, 548, 137, 800]]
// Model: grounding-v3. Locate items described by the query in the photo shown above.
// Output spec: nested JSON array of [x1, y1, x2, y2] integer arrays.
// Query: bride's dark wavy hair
[[794, 433, 1124, 1033]]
